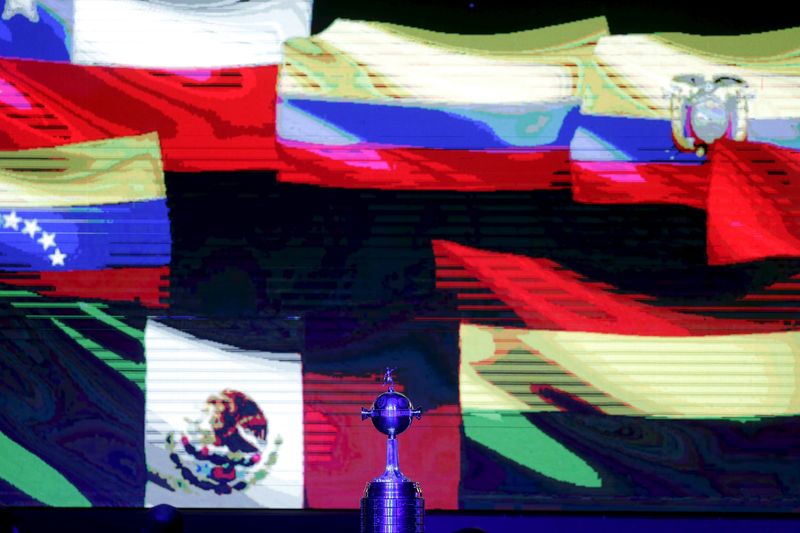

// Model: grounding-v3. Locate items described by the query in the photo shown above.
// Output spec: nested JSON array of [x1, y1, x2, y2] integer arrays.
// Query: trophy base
[[360, 480, 424, 533]]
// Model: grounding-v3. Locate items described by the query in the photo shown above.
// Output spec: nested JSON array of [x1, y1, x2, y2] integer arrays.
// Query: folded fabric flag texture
[[276, 16, 608, 190], [572, 26, 800, 264], [0, 0, 313, 68], [0, 132, 170, 307], [3, 6, 800, 514], [144, 319, 304, 508], [433, 239, 800, 504], [0, 289, 148, 506], [0, 57, 282, 171]]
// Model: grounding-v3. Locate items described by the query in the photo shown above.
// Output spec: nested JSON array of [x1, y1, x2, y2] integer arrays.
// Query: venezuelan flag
[[0, 132, 170, 307]]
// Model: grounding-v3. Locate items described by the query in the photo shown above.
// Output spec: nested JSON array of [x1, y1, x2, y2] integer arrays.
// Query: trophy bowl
[[365, 390, 416, 437]]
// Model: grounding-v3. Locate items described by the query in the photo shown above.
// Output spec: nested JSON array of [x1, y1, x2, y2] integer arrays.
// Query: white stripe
[[71, 0, 313, 68]]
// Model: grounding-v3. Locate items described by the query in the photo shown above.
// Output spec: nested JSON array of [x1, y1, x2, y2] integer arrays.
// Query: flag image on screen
[[0, 0, 314, 68], [4, 3, 800, 514], [571, 26, 800, 265], [433, 238, 800, 505], [580, 26, 800, 151], [0, 289, 149, 506], [0, 130, 169, 506], [70, 0, 313, 69], [0, 0, 70, 61], [0, 132, 170, 307], [144, 319, 304, 508], [276, 16, 608, 190], [0, 57, 282, 172]]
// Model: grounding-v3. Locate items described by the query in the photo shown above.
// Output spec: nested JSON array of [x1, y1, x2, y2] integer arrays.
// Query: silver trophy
[[360, 368, 424, 533]]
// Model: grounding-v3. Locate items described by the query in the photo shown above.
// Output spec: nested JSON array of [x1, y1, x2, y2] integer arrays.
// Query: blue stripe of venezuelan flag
[[0, 200, 170, 271]]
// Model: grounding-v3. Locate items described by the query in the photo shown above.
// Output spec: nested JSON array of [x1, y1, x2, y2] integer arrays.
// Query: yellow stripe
[[0, 133, 165, 208], [280, 18, 606, 103], [461, 324, 800, 418]]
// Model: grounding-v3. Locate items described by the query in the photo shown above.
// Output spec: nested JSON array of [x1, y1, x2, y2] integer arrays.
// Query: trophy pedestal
[[360, 480, 424, 533]]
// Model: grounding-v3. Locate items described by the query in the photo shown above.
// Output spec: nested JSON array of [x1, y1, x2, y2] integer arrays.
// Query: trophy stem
[[386, 435, 401, 478], [375, 434, 408, 482]]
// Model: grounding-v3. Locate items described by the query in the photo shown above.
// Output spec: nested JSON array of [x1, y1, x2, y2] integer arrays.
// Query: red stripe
[[433, 239, 778, 336], [708, 141, 800, 265], [0, 266, 169, 308], [0, 59, 280, 172], [277, 142, 571, 191]]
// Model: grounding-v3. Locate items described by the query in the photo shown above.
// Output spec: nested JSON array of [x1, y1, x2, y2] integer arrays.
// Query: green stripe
[[28, 315, 120, 320], [50, 318, 145, 390], [0, 290, 41, 298], [12, 302, 109, 309], [78, 302, 145, 342], [0, 431, 91, 507], [464, 411, 602, 488]]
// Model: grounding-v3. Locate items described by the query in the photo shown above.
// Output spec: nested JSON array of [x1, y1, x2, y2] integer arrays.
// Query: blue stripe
[[280, 98, 725, 161], [571, 115, 704, 163], [0, 199, 170, 271], [749, 118, 800, 150], [282, 97, 800, 157], [281, 98, 579, 149]]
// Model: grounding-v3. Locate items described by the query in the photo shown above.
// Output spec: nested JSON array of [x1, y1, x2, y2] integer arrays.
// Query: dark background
[[311, 0, 800, 36]]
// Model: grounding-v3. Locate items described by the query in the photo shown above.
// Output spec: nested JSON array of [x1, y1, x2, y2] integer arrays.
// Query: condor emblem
[[667, 74, 751, 156]]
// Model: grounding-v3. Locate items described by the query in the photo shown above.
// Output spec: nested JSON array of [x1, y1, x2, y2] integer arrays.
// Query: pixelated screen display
[[2, 0, 800, 511]]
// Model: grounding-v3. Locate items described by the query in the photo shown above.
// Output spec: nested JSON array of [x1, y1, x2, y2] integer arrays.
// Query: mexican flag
[[144, 319, 304, 508]]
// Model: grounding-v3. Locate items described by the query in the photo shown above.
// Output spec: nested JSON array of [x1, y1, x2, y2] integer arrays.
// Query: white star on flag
[[48, 248, 66, 267], [22, 219, 41, 238], [2, 211, 22, 230], [1, 0, 39, 22], [37, 231, 56, 251]]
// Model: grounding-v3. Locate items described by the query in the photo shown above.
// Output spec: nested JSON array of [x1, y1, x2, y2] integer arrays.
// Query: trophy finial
[[383, 367, 396, 392]]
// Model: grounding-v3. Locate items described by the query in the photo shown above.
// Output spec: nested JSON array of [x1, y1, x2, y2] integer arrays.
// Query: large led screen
[[2, 0, 800, 511]]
